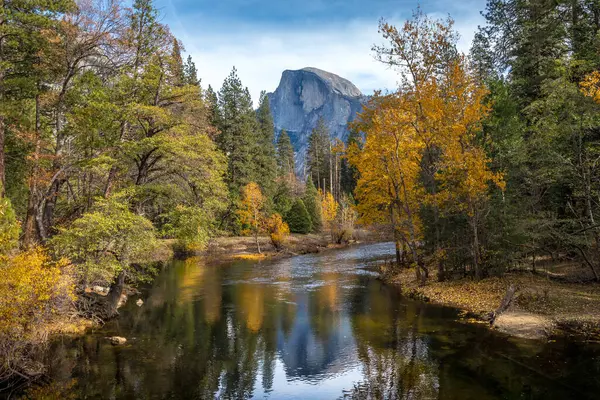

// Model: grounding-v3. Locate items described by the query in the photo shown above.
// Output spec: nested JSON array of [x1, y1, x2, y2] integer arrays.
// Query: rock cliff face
[[267, 67, 366, 174]]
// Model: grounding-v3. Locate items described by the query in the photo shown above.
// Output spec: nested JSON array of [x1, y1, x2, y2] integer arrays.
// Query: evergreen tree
[[475, 0, 566, 105], [307, 118, 331, 191], [217, 67, 258, 192], [129, 0, 164, 72], [340, 129, 361, 195], [0, 0, 73, 196], [303, 178, 322, 232], [286, 199, 312, 234], [277, 129, 295, 177], [170, 38, 184, 85], [205, 85, 221, 128], [273, 180, 294, 217], [254, 91, 278, 197], [183, 55, 199, 86]]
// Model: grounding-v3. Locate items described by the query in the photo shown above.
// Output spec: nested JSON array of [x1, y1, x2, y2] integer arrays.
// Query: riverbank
[[202, 229, 387, 262], [388, 266, 600, 340]]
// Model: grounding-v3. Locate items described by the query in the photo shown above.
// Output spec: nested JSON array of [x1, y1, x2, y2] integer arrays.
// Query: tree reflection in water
[[37, 243, 600, 400]]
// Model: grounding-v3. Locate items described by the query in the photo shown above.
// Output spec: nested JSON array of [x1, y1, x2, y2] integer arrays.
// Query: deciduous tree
[[238, 182, 266, 253]]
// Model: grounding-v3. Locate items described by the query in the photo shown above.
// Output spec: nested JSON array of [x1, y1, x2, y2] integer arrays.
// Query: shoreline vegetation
[[380, 261, 600, 341], [4, 0, 600, 396], [203, 229, 386, 262]]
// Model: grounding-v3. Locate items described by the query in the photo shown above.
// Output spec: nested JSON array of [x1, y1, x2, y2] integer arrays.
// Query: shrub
[[50, 196, 159, 287], [266, 213, 290, 250], [162, 205, 211, 255], [332, 194, 357, 244], [303, 179, 322, 232], [0, 200, 75, 379], [286, 199, 312, 234]]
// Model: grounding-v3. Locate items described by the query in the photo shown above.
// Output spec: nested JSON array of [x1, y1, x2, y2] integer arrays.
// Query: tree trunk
[[106, 271, 126, 318], [434, 206, 444, 281], [395, 239, 402, 267], [43, 179, 61, 231], [23, 95, 43, 246], [255, 231, 261, 254], [470, 201, 481, 280], [389, 207, 402, 267], [473, 220, 480, 280], [329, 142, 333, 196], [254, 207, 261, 254], [104, 166, 118, 198], [488, 285, 517, 326]]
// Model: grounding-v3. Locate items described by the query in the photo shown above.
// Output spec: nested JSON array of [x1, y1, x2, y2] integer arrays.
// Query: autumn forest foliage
[[3, 0, 600, 387]]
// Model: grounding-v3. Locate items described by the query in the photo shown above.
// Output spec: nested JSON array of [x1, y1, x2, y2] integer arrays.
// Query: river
[[42, 242, 600, 399]]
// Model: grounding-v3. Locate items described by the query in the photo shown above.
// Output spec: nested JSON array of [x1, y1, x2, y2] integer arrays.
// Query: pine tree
[[129, 0, 164, 73], [340, 129, 361, 195], [183, 55, 199, 86], [286, 199, 312, 234], [303, 178, 322, 232], [254, 91, 278, 197], [205, 85, 221, 128], [277, 129, 295, 177], [273, 179, 294, 216], [475, 0, 566, 105], [307, 118, 331, 191], [0, 0, 73, 196], [217, 67, 258, 192], [170, 38, 184, 86]]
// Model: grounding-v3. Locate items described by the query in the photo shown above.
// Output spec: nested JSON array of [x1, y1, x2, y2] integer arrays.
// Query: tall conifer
[[255, 91, 278, 197]]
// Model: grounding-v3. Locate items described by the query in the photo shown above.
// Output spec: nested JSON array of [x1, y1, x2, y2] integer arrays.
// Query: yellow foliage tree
[[0, 196, 75, 379], [266, 213, 290, 250], [320, 190, 338, 236], [434, 59, 505, 279], [580, 71, 600, 103], [238, 182, 266, 253], [350, 10, 503, 283], [350, 93, 427, 281]]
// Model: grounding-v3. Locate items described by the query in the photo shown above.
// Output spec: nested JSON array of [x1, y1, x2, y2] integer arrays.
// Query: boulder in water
[[108, 336, 127, 345]]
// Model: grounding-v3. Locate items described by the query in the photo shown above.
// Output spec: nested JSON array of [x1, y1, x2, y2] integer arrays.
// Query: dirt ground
[[203, 229, 388, 262], [389, 263, 600, 341]]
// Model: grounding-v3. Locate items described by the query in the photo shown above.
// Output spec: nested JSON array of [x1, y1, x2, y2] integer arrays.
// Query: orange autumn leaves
[[348, 11, 504, 276], [238, 182, 290, 252], [580, 71, 600, 103]]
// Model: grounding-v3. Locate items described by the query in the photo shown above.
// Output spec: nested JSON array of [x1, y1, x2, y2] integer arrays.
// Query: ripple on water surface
[[39, 242, 600, 400]]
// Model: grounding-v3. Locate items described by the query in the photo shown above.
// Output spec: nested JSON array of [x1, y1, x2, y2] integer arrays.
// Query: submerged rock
[[108, 336, 127, 345], [91, 286, 109, 295]]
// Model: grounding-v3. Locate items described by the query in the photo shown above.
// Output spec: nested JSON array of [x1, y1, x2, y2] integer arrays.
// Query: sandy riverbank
[[388, 266, 600, 341]]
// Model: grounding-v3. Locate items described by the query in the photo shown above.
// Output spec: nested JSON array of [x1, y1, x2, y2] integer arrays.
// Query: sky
[[156, 0, 488, 103]]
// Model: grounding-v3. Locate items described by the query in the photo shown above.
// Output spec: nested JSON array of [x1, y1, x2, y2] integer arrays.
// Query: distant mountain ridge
[[267, 67, 367, 174]]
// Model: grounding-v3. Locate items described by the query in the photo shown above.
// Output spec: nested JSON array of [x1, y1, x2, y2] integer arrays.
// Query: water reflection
[[41, 243, 600, 400]]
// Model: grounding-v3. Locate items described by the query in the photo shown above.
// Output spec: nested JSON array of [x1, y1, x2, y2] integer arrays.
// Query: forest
[[2, 0, 600, 390]]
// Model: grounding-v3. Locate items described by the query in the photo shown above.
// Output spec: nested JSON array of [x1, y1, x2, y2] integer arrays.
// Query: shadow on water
[[35, 243, 600, 399]]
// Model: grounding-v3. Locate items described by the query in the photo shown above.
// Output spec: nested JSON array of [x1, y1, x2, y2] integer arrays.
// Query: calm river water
[[43, 242, 600, 399]]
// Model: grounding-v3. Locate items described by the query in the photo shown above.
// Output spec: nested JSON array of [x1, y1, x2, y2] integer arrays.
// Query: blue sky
[[156, 0, 488, 102]]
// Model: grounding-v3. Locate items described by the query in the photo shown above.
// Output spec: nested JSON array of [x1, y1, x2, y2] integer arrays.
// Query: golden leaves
[[0, 247, 74, 337], [320, 190, 338, 228], [266, 213, 290, 250], [237, 182, 266, 236], [581, 71, 600, 103], [351, 12, 504, 259]]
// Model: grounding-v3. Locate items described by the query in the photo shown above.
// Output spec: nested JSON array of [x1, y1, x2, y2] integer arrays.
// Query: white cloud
[[164, 8, 484, 103]]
